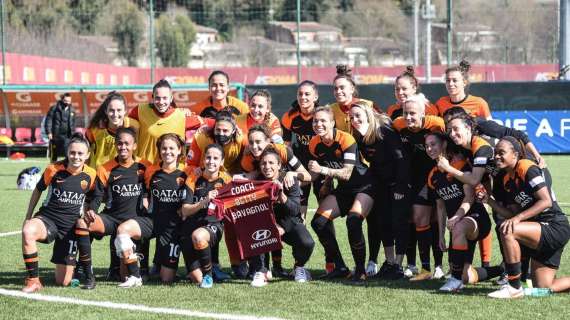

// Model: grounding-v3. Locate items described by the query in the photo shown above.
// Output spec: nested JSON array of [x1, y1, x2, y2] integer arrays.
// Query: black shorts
[[180, 222, 223, 272], [90, 214, 125, 240], [330, 185, 373, 217], [36, 215, 77, 266], [36, 213, 74, 243], [523, 217, 570, 269], [465, 210, 492, 242], [131, 216, 154, 240], [300, 183, 313, 207], [412, 183, 433, 206], [155, 228, 181, 270]]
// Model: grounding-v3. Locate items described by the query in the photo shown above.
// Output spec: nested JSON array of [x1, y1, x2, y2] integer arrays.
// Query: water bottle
[[523, 288, 552, 297], [70, 278, 80, 288]]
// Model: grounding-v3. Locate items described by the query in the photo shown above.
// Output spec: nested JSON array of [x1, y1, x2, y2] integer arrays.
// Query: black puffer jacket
[[46, 101, 75, 139]]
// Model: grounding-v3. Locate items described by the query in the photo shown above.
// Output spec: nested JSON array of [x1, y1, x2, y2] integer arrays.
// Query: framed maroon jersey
[[208, 180, 283, 259]]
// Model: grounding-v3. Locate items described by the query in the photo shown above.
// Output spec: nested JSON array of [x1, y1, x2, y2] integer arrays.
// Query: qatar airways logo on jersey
[[297, 135, 311, 146], [322, 160, 343, 169], [112, 184, 142, 197], [52, 188, 86, 205], [514, 191, 532, 208], [152, 189, 186, 203], [436, 184, 462, 201]]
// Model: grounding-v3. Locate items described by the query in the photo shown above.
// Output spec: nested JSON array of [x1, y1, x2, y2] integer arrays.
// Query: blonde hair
[[351, 101, 391, 145], [403, 93, 429, 116]]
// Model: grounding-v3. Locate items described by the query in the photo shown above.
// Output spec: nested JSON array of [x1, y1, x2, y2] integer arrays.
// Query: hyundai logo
[[251, 229, 271, 241]]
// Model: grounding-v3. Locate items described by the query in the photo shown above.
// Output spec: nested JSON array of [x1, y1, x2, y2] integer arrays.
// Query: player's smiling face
[[349, 105, 368, 132], [495, 140, 518, 170], [115, 132, 136, 162], [260, 153, 281, 180], [106, 99, 126, 128], [403, 101, 424, 129], [209, 74, 229, 102], [204, 147, 223, 174], [425, 134, 444, 160], [249, 96, 270, 123], [312, 110, 333, 137], [333, 78, 354, 105], [159, 138, 181, 165], [447, 118, 471, 147], [445, 71, 466, 96], [395, 77, 416, 103], [67, 142, 89, 169], [153, 87, 173, 113], [248, 131, 270, 158], [297, 85, 318, 114]]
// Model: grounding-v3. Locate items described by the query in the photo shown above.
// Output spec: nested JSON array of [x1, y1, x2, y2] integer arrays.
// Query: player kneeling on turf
[[180, 144, 231, 288], [481, 137, 570, 298], [21, 134, 95, 293], [248, 147, 315, 287], [115, 133, 188, 287], [74, 127, 148, 289], [424, 132, 503, 292]]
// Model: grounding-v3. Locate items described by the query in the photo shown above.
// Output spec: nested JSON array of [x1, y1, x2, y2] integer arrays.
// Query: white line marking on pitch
[[0, 231, 20, 237], [0, 288, 286, 320]]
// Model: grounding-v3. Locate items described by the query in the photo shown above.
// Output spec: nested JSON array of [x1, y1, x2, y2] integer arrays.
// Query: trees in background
[[156, 13, 196, 67]]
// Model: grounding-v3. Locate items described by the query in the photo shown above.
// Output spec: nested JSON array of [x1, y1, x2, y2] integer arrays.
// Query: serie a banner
[[491, 110, 570, 153]]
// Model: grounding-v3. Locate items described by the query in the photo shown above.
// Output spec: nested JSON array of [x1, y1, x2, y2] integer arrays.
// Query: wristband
[[320, 167, 329, 176]]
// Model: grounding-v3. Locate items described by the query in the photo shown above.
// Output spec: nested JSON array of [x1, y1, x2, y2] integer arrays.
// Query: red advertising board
[[0, 52, 560, 85], [3, 91, 83, 116], [83, 90, 152, 114]]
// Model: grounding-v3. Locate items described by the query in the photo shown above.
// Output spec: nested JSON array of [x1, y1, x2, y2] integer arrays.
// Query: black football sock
[[431, 222, 443, 267], [416, 225, 432, 271], [347, 213, 366, 274], [75, 227, 93, 276], [194, 240, 212, 276], [505, 262, 522, 289], [23, 252, 39, 278], [406, 223, 417, 266], [311, 214, 345, 269]]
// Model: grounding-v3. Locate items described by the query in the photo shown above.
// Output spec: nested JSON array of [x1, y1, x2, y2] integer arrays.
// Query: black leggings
[[367, 185, 395, 262], [249, 222, 315, 272]]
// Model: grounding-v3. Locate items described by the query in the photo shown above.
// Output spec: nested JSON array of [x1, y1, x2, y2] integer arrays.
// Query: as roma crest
[[80, 180, 88, 190]]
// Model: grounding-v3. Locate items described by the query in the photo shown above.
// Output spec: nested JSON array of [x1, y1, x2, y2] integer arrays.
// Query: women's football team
[[21, 62, 570, 298]]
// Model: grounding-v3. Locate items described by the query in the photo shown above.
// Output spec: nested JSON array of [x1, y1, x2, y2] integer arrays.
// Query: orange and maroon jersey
[[235, 112, 283, 143], [145, 164, 188, 232], [88, 158, 149, 221], [208, 180, 282, 259], [191, 96, 249, 119], [501, 159, 565, 222], [435, 95, 491, 119], [386, 102, 438, 121], [393, 115, 445, 182], [240, 143, 301, 173], [36, 161, 96, 223], [281, 106, 315, 165], [427, 158, 487, 218], [468, 136, 495, 170], [308, 129, 368, 192]]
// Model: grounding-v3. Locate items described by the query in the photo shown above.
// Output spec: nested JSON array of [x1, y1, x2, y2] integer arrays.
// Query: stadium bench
[[33, 128, 48, 145], [15, 128, 33, 145]]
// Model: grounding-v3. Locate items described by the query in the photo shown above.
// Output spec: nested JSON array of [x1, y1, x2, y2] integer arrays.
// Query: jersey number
[[169, 243, 180, 258]]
